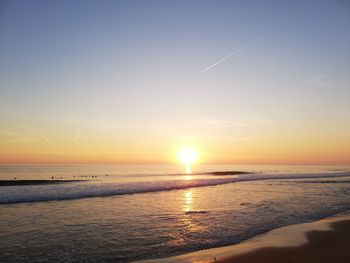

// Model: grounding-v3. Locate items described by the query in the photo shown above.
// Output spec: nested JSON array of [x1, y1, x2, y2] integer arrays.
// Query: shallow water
[[0, 164, 350, 262]]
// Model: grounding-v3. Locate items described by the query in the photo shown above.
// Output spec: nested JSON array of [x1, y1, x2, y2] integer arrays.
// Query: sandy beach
[[218, 216, 350, 263], [138, 213, 350, 263]]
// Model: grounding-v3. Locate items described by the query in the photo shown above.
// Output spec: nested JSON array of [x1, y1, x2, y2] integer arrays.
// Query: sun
[[178, 147, 197, 165], [178, 148, 198, 174]]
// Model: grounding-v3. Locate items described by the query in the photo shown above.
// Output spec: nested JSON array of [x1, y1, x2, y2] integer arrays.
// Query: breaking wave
[[0, 171, 349, 205]]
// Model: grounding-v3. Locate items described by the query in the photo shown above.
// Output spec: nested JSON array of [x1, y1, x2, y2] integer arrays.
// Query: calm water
[[1, 164, 350, 262]]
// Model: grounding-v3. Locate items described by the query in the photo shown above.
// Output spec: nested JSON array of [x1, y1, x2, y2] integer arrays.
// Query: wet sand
[[218, 218, 350, 263], [138, 213, 350, 263]]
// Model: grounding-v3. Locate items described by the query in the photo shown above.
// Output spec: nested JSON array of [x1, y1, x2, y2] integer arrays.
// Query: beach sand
[[138, 213, 350, 263], [217, 218, 350, 263]]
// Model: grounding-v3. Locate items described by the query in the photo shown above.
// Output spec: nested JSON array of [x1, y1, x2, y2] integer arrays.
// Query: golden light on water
[[181, 190, 206, 234], [183, 190, 193, 212], [178, 147, 198, 174]]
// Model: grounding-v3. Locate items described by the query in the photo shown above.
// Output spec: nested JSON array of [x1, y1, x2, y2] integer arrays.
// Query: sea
[[0, 164, 350, 262]]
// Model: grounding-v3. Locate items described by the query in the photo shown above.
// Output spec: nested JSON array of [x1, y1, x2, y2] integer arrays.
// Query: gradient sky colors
[[0, 0, 350, 164]]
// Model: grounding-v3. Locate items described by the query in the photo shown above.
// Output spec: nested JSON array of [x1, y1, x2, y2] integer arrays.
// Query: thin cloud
[[202, 117, 272, 128], [16, 114, 172, 132], [0, 129, 49, 143], [308, 74, 334, 87], [202, 30, 276, 72], [203, 119, 248, 128], [228, 136, 256, 141]]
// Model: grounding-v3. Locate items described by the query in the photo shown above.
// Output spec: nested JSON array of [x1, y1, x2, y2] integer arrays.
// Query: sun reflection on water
[[184, 174, 193, 180], [181, 190, 207, 234], [183, 190, 193, 212], [185, 164, 191, 174]]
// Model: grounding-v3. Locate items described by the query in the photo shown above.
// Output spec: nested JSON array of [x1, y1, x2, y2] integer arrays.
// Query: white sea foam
[[0, 171, 349, 204]]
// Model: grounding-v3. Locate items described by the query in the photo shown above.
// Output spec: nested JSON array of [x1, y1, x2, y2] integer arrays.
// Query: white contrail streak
[[73, 128, 80, 142], [202, 30, 275, 72]]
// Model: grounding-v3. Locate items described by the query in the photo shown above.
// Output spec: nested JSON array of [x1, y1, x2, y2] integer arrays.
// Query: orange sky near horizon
[[1, 123, 350, 165]]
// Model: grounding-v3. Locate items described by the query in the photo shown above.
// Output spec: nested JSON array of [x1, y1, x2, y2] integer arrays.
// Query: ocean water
[[0, 164, 350, 262]]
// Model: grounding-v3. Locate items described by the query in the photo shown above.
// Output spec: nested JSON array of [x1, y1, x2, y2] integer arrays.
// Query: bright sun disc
[[178, 148, 197, 165]]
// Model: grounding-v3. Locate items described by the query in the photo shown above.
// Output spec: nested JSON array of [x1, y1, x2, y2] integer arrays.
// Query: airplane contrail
[[202, 30, 275, 72], [73, 128, 80, 142]]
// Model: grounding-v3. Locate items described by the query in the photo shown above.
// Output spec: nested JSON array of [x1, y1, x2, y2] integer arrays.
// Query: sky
[[0, 0, 350, 164]]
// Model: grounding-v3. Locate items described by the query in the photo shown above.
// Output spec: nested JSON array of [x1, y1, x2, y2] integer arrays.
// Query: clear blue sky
[[0, 0, 349, 164]]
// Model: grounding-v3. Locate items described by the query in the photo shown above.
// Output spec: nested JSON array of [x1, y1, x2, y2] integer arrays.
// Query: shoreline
[[137, 212, 350, 263]]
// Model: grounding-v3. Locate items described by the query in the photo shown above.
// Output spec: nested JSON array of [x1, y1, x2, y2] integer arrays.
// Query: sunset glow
[[1, 2, 350, 263], [0, 1, 349, 166], [178, 148, 198, 174]]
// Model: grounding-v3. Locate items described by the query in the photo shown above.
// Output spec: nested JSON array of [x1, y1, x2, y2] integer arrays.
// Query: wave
[[184, 210, 208, 215], [0, 171, 349, 205], [297, 180, 350, 184]]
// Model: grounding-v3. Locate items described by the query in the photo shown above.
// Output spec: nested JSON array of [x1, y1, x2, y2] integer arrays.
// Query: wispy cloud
[[202, 119, 248, 128], [202, 30, 276, 72], [200, 134, 257, 141], [19, 126, 50, 142], [0, 129, 49, 143], [228, 136, 256, 141], [202, 117, 272, 128], [16, 114, 172, 132], [73, 128, 80, 142], [308, 74, 334, 87]]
